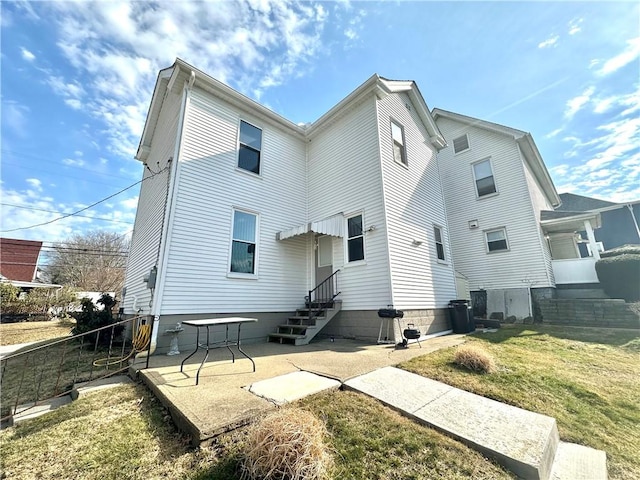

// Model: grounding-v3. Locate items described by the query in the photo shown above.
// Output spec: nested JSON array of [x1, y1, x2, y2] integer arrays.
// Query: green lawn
[[400, 325, 640, 480]]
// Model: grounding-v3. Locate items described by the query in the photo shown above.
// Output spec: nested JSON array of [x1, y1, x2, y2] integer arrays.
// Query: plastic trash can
[[448, 300, 475, 334]]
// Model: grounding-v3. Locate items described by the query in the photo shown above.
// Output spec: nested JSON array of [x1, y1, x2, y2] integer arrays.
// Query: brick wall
[[538, 299, 639, 329]]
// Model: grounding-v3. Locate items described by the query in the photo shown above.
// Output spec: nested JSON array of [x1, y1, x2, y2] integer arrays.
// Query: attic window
[[453, 134, 469, 154], [391, 121, 407, 166]]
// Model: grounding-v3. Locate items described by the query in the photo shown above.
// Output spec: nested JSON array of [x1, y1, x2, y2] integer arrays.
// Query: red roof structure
[[0, 238, 43, 282]]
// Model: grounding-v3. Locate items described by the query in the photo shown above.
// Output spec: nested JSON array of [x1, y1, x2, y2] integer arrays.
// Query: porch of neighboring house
[[541, 211, 605, 298], [129, 333, 467, 446]]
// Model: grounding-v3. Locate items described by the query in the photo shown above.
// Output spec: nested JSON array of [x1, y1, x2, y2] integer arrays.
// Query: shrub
[[72, 293, 122, 343], [241, 407, 333, 480], [453, 345, 496, 373], [595, 245, 640, 302]]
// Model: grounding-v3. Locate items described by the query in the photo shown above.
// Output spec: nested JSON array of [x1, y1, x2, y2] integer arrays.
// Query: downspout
[[627, 204, 640, 241], [137, 71, 194, 359]]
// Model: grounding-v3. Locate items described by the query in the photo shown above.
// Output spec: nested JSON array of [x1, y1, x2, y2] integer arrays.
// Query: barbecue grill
[[377, 307, 421, 348]]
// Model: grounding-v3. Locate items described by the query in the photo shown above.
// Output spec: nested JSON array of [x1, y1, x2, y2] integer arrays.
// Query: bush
[[72, 293, 122, 343], [595, 245, 640, 302], [241, 407, 333, 480], [0, 283, 79, 322], [453, 345, 496, 373]]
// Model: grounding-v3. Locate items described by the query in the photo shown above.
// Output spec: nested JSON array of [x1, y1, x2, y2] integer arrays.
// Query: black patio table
[[179, 317, 257, 385]]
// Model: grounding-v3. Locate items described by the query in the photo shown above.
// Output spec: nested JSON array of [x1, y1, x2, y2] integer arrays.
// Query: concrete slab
[[345, 367, 560, 480], [550, 442, 608, 480], [10, 395, 73, 425], [247, 371, 340, 405], [71, 375, 133, 400]]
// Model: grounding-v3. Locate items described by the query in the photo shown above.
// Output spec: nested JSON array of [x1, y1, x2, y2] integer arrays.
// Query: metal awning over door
[[276, 213, 344, 241]]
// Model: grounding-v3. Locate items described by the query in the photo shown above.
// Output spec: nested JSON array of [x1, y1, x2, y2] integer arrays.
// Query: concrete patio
[[131, 334, 467, 445]]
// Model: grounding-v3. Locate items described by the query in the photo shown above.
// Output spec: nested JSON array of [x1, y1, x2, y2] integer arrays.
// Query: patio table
[[180, 317, 257, 385]]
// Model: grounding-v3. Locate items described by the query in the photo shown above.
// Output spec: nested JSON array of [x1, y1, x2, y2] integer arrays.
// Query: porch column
[[583, 220, 600, 260]]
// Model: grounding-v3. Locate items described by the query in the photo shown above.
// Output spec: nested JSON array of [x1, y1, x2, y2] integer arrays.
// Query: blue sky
[[1, 1, 639, 245]]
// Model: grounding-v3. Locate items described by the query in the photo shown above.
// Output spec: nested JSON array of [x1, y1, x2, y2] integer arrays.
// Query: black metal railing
[[0, 315, 152, 423], [307, 270, 340, 323]]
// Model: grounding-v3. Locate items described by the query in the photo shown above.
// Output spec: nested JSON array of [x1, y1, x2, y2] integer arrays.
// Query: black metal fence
[[1, 315, 151, 423]]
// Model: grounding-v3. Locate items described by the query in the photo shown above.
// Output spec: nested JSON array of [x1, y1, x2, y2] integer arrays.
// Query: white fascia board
[[516, 135, 561, 207], [541, 212, 602, 229], [432, 108, 526, 139], [135, 67, 174, 162]]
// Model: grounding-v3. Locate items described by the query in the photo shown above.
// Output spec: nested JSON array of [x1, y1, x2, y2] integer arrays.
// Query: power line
[[1, 203, 134, 225], [1, 163, 169, 233]]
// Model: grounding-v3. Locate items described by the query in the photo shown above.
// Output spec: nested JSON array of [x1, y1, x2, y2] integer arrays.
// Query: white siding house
[[124, 60, 456, 353], [432, 109, 560, 320]]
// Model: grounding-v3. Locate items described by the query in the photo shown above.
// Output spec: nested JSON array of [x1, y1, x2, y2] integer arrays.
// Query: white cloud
[[597, 37, 640, 76], [20, 47, 35, 62], [62, 158, 86, 167], [2, 101, 29, 137], [538, 35, 559, 49], [40, 0, 334, 159], [344, 28, 357, 40], [545, 127, 563, 139], [568, 18, 583, 35], [564, 86, 595, 119], [26, 178, 42, 191]]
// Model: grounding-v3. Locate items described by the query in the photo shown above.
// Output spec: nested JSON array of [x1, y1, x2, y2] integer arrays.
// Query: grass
[[400, 325, 640, 480], [0, 318, 75, 346], [0, 383, 513, 480]]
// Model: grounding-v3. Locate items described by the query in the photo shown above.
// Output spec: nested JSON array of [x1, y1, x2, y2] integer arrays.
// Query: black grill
[[377, 308, 404, 319]]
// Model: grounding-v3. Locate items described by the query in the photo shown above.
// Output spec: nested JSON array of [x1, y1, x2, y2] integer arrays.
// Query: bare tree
[[45, 231, 129, 293]]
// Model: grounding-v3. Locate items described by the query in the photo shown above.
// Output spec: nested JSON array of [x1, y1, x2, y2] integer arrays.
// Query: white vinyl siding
[[158, 87, 308, 314], [377, 92, 457, 309], [123, 87, 182, 315], [436, 115, 554, 290], [307, 96, 391, 310]]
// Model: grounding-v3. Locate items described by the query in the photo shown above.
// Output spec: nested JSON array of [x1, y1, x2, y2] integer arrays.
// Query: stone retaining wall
[[538, 299, 639, 329]]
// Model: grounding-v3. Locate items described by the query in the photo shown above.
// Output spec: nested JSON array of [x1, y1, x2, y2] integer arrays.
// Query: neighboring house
[[0, 238, 43, 283], [123, 59, 458, 353], [555, 193, 640, 256], [432, 109, 561, 319]]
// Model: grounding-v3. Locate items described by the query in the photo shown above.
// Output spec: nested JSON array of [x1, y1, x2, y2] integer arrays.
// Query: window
[[485, 228, 508, 252], [453, 134, 469, 154], [347, 214, 364, 262], [391, 121, 407, 165], [473, 158, 497, 197], [434, 225, 446, 261], [238, 120, 262, 174], [230, 210, 257, 274]]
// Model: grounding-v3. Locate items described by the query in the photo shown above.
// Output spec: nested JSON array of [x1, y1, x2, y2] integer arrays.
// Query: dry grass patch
[[0, 318, 75, 346], [241, 407, 333, 480], [453, 344, 496, 373]]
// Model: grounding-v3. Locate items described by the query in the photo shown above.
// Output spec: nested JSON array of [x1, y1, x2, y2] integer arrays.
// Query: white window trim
[[227, 207, 260, 279], [236, 119, 263, 177], [484, 227, 509, 253], [433, 224, 447, 264], [472, 157, 499, 199], [344, 211, 366, 266], [453, 134, 470, 155], [390, 119, 408, 167]]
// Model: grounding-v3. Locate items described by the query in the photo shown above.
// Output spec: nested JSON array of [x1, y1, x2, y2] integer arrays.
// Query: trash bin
[[448, 300, 475, 334]]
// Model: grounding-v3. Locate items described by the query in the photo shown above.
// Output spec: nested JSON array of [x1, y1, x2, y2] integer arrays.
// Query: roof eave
[[135, 66, 174, 162], [516, 135, 561, 207]]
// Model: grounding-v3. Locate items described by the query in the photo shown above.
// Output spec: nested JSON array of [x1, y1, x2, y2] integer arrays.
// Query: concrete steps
[[269, 300, 342, 345], [344, 367, 607, 480]]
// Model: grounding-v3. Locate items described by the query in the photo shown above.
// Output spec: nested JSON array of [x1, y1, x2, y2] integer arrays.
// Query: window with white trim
[[238, 120, 262, 174], [346, 214, 365, 262], [230, 209, 258, 274], [391, 121, 407, 165], [433, 225, 446, 261], [473, 158, 497, 197], [485, 228, 509, 253], [453, 134, 469, 154]]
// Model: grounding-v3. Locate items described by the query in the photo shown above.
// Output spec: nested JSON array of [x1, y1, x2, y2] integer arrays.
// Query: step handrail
[[307, 269, 341, 324]]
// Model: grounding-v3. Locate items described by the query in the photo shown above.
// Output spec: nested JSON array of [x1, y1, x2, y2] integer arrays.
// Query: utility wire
[[1, 165, 168, 233], [1, 203, 134, 225]]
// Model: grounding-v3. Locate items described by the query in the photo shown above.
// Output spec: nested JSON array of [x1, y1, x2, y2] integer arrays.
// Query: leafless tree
[[45, 231, 129, 293]]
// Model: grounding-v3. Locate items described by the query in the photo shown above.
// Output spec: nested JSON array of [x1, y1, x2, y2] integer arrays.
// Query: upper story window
[[453, 134, 469, 154], [230, 209, 258, 274], [485, 227, 509, 253], [391, 121, 407, 165], [347, 214, 365, 263], [433, 225, 446, 262], [238, 120, 262, 175], [473, 158, 497, 197]]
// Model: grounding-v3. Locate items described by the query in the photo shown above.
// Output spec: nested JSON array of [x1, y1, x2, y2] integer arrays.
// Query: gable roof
[[137, 59, 446, 161], [556, 193, 618, 212], [0, 238, 42, 282], [431, 108, 560, 208]]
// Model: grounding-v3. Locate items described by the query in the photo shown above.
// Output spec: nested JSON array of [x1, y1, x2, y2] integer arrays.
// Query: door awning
[[276, 213, 344, 241]]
